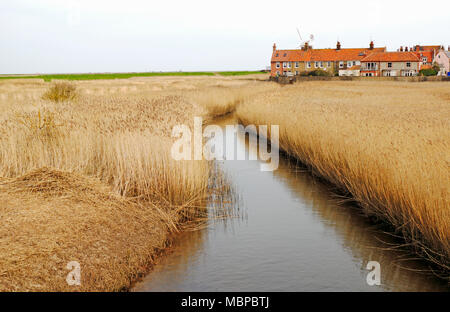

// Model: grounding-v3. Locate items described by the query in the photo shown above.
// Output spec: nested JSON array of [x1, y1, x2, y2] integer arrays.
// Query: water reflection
[[273, 158, 448, 291], [133, 114, 448, 292]]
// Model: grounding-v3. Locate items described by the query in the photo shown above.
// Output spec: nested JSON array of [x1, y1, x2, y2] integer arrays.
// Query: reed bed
[[237, 81, 450, 277], [0, 76, 260, 291]]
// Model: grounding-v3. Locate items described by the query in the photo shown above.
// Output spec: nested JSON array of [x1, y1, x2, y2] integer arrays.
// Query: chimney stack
[[303, 42, 309, 51], [369, 41, 374, 50], [273, 43, 276, 52], [400, 46, 403, 52], [336, 41, 341, 50], [405, 47, 409, 51]]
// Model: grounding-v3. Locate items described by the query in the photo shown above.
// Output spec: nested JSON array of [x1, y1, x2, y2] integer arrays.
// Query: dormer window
[[275, 53, 279, 57], [283, 53, 287, 57]]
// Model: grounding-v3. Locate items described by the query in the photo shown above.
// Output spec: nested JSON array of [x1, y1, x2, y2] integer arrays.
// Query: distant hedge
[[419, 68, 438, 76], [299, 69, 332, 77]]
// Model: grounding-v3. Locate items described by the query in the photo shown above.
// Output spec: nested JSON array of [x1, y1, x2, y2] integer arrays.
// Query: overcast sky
[[1, 0, 449, 74]]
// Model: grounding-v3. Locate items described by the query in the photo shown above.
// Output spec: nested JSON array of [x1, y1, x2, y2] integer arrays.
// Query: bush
[[432, 62, 440, 72], [42, 82, 77, 102], [308, 69, 332, 77], [298, 69, 332, 77], [419, 68, 438, 76]]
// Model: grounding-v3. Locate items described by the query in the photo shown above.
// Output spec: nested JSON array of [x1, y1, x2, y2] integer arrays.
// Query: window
[[276, 71, 280, 75], [366, 62, 377, 70], [275, 53, 279, 57], [319, 62, 323, 68], [327, 61, 331, 67], [295, 62, 299, 68], [353, 61, 357, 66], [287, 62, 291, 68], [295, 71, 299, 75], [339, 61, 344, 68], [283, 62, 287, 68], [283, 53, 287, 57], [307, 62, 311, 68], [406, 62, 411, 68], [276, 62, 280, 68], [388, 62, 392, 68], [347, 61, 352, 67], [422, 57, 427, 63], [403, 70, 414, 77], [315, 61, 319, 68]]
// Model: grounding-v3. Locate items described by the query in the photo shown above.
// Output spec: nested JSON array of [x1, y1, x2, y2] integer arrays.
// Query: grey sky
[[1, 0, 449, 74]]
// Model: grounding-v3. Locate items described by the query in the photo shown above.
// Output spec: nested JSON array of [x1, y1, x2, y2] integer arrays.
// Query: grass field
[[0, 71, 267, 82], [0, 76, 264, 291], [236, 81, 450, 276]]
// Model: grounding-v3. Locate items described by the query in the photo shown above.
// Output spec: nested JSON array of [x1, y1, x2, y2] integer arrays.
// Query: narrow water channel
[[133, 115, 448, 292]]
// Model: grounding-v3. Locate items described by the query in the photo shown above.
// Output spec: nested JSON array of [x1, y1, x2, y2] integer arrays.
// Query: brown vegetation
[[42, 82, 77, 102]]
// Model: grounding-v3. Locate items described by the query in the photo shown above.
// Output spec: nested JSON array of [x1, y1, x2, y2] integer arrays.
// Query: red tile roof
[[271, 47, 386, 62], [413, 50, 434, 63], [309, 48, 385, 61], [360, 52, 420, 62]]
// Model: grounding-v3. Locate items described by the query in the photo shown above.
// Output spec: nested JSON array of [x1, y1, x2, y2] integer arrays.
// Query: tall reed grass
[[237, 81, 450, 276]]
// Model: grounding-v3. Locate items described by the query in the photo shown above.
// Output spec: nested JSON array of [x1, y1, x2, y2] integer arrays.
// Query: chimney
[[405, 47, 409, 51], [336, 41, 341, 50], [400, 46, 403, 52], [273, 43, 276, 52], [303, 42, 309, 51], [369, 41, 374, 50]]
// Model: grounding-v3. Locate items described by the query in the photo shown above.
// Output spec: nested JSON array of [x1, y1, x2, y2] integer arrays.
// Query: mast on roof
[[296, 28, 314, 50]]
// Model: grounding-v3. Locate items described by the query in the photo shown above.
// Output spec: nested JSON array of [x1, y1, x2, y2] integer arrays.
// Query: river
[[133, 114, 448, 292]]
